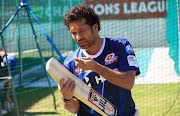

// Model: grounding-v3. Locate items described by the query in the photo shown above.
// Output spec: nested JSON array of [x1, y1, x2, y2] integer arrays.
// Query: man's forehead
[[74, 18, 86, 24], [69, 19, 89, 31]]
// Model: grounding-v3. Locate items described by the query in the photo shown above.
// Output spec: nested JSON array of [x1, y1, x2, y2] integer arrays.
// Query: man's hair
[[64, 4, 101, 31]]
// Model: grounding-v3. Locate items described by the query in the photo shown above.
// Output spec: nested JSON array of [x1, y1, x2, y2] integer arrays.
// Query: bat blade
[[46, 57, 117, 116]]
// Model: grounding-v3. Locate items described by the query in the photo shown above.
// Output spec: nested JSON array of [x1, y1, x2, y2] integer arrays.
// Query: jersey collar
[[83, 37, 106, 58]]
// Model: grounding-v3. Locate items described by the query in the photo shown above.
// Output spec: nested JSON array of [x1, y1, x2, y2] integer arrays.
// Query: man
[[0, 48, 17, 112], [58, 4, 140, 116]]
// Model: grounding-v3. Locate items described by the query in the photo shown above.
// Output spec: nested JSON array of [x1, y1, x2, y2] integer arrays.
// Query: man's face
[[69, 19, 97, 49]]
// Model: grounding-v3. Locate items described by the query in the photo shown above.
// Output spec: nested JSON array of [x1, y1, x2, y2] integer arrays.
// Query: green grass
[[12, 51, 64, 75], [5, 87, 74, 116], [13, 51, 60, 70], [132, 83, 180, 116], [4, 82, 180, 116]]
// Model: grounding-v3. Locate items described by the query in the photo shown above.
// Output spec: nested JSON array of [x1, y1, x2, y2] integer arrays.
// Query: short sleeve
[[118, 40, 140, 76]]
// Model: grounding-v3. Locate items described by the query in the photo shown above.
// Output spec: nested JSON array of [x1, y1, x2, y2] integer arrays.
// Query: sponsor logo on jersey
[[75, 68, 80, 74], [95, 75, 106, 84], [75, 68, 89, 75], [126, 45, 135, 54], [127, 55, 138, 67], [84, 77, 92, 87], [105, 53, 118, 65]]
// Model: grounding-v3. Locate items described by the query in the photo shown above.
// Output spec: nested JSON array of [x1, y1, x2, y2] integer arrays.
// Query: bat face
[[46, 57, 117, 116]]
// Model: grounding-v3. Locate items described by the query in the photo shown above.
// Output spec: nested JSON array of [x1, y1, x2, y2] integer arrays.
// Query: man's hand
[[58, 78, 76, 100], [57, 78, 80, 114], [74, 57, 97, 70]]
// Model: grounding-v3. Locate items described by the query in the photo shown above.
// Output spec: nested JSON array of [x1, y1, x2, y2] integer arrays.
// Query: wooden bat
[[46, 57, 118, 116]]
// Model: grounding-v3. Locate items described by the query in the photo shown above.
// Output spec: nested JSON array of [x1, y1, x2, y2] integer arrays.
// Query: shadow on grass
[[1, 56, 64, 115], [21, 111, 58, 115], [5, 111, 59, 116], [6, 87, 60, 116]]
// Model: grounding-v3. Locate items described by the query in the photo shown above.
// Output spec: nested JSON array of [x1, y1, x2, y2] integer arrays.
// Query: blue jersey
[[63, 37, 140, 116], [3, 56, 17, 70]]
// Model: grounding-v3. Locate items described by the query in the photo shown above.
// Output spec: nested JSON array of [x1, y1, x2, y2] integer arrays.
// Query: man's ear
[[92, 23, 98, 32]]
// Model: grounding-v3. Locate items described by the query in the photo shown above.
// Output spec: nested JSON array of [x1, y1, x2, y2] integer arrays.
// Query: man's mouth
[[78, 40, 86, 46]]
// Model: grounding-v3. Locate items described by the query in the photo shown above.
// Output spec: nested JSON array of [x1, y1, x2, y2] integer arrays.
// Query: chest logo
[[105, 53, 118, 65]]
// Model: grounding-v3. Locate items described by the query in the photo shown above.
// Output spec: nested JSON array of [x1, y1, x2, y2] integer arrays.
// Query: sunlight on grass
[[132, 83, 180, 116]]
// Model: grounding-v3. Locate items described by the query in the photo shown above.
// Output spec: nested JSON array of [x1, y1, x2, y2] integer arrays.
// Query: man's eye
[[80, 30, 85, 33], [71, 32, 76, 35]]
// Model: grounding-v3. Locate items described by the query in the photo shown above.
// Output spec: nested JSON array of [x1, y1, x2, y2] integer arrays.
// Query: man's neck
[[85, 37, 103, 55]]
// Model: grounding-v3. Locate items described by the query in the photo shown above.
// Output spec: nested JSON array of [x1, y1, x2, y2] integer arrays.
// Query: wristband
[[62, 97, 73, 104]]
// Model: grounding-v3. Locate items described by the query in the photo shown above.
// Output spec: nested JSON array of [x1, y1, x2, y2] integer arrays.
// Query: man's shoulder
[[105, 37, 128, 43], [64, 48, 82, 65], [105, 37, 129, 47]]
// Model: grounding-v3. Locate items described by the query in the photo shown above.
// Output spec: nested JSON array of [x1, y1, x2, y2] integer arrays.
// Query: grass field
[[13, 51, 63, 74], [4, 82, 180, 116], [132, 83, 179, 116]]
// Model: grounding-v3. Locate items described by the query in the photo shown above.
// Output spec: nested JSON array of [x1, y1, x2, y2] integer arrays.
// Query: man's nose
[[76, 33, 83, 40]]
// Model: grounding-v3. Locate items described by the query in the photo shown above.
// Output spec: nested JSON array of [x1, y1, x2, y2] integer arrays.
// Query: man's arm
[[58, 78, 80, 114], [74, 57, 136, 90], [93, 63, 136, 90]]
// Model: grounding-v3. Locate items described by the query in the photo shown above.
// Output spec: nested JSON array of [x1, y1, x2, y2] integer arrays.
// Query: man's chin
[[79, 45, 88, 49]]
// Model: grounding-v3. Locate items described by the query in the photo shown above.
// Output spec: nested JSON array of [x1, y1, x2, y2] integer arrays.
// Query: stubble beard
[[79, 38, 95, 49], [79, 30, 96, 50]]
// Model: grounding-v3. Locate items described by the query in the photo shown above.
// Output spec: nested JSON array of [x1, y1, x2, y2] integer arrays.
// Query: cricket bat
[[46, 57, 118, 116]]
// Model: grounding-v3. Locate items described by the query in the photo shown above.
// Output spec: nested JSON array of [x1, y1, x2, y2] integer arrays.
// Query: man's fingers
[[59, 78, 76, 92], [74, 57, 90, 61], [74, 57, 84, 64], [74, 57, 84, 68], [80, 57, 90, 60], [75, 62, 84, 68], [68, 81, 76, 92], [74, 57, 94, 70], [59, 78, 65, 88], [63, 79, 72, 89]]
